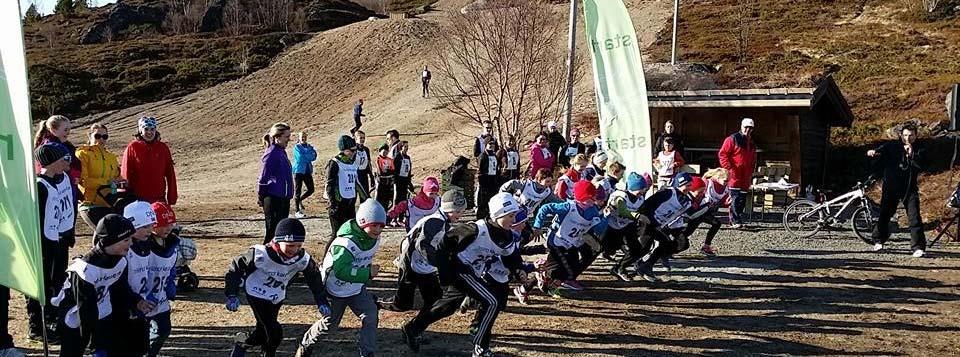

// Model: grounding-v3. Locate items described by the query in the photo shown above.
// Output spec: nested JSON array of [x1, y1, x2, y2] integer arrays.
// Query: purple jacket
[[258, 144, 293, 199]]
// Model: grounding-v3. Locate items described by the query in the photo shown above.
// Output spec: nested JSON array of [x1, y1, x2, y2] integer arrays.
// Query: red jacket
[[717, 133, 756, 190], [122, 136, 178, 205]]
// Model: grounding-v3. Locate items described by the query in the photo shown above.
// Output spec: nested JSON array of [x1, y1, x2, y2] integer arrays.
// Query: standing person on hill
[[354, 130, 375, 198], [258, 123, 294, 245], [867, 124, 927, 257], [325, 135, 361, 245], [558, 128, 587, 169], [375, 146, 397, 211], [477, 140, 501, 219], [501, 135, 521, 180], [29, 144, 76, 342], [421, 65, 432, 98], [34, 115, 80, 185], [654, 120, 686, 157], [473, 120, 497, 159], [393, 141, 415, 224], [528, 133, 554, 179], [545, 121, 567, 164], [76, 123, 122, 230], [351, 99, 366, 135], [122, 116, 178, 205], [292, 132, 318, 218], [718, 118, 757, 228]]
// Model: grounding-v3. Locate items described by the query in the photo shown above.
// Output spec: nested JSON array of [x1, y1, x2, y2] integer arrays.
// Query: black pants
[[351, 116, 362, 134], [386, 264, 442, 312], [0, 286, 11, 349], [262, 195, 291, 245], [540, 244, 585, 283], [468, 279, 508, 332], [59, 315, 114, 357], [27, 237, 70, 334], [685, 207, 722, 246], [394, 177, 412, 204], [112, 316, 149, 356], [246, 295, 283, 357], [605, 224, 642, 272], [476, 175, 499, 219], [405, 266, 506, 353], [294, 173, 315, 212], [376, 177, 394, 211], [873, 189, 927, 250], [328, 198, 357, 243], [422, 79, 430, 97], [636, 227, 681, 273], [358, 170, 372, 198], [79, 206, 113, 230]]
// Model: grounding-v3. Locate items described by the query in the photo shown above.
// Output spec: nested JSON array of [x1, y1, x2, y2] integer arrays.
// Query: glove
[[317, 304, 331, 317], [92, 349, 108, 357], [226, 296, 241, 312]]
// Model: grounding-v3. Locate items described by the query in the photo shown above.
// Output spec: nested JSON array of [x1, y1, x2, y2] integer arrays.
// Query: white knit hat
[[488, 192, 520, 219], [592, 152, 608, 166], [123, 201, 157, 229], [356, 199, 387, 228]]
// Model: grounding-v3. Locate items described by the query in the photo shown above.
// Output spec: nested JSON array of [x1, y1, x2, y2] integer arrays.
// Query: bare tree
[[731, 0, 759, 63], [431, 0, 583, 146], [164, 0, 207, 34]]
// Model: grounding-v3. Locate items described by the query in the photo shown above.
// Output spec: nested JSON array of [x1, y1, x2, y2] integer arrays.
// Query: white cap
[[547, 120, 557, 129], [488, 192, 521, 219], [592, 152, 608, 166], [741, 118, 755, 128], [123, 201, 157, 229]]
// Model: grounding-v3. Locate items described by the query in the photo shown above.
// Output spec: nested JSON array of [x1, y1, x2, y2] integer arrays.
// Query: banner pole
[[563, 0, 579, 138], [671, 0, 680, 65]]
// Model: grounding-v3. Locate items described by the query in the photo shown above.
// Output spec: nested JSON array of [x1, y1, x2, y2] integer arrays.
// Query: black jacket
[[655, 132, 685, 155], [873, 141, 925, 195], [224, 244, 328, 306], [558, 142, 587, 168], [57, 248, 124, 347], [547, 131, 567, 159], [433, 219, 523, 285]]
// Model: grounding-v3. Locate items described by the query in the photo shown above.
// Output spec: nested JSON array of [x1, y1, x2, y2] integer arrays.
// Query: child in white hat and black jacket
[[224, 218, 328, 357]]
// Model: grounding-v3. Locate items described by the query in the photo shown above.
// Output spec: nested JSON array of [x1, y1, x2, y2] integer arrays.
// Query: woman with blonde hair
[[76, 123, 123, 229], [257, 122, 293, 244], [33, 115, 80, 185], [685, 167, 731, 257]]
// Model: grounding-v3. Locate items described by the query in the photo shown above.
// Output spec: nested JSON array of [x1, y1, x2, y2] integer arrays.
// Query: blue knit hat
[[673, 172, 693, 188], [273, 218, 306, 242], [626, 172, 647, 192]]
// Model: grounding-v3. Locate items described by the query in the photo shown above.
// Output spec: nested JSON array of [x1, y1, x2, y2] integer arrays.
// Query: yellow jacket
[[76, 144, 120, 207]]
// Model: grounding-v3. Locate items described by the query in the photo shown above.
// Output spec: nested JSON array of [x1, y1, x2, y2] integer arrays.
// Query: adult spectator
[[558, 127, 587, 169], [292, 131, 318, 218], [33, 115, 79, 191], [473, 120, 497, 158], [655, 120, 686, 156], [257, 122, 293, 244], [421, 65, 432, 98], [351, 98, 366, 134], [717, 118, 756, 228], [76, 123, 122, 229], [546, 121, 567, 160], [528, 133, 554, 178], [381, 129, 401, 159], [122, 116, 177, 205], [867, 124, 926, 257]]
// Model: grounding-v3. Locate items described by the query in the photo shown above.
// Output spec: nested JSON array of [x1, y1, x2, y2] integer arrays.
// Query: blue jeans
[[148, 311, 171, 357], [729, 189, 747, 224]]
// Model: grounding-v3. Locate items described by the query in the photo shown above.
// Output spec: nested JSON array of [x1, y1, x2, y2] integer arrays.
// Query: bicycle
[[782, 179, 878, 243]]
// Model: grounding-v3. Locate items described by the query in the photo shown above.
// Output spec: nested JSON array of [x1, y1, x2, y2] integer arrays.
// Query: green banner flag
[[583, 0, 652, 176], [0, 1, 45, 301]]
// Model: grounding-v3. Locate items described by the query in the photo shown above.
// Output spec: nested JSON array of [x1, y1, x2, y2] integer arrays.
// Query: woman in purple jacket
[[258, 123, 293, 244]]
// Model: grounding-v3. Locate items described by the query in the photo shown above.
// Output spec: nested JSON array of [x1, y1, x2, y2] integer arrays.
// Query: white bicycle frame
[[800, 185, 866, 222]]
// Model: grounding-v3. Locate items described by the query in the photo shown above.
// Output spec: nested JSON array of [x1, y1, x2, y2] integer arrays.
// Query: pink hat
[[423, 176, 440, 193]]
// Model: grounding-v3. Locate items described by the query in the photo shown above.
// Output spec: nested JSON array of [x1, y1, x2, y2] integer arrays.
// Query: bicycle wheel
[[851, 206, 876, 244], [782, 200, 823, 237]]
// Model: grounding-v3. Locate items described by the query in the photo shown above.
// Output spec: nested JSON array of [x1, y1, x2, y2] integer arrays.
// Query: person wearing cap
[[472, 120, 498, 159], [53, 214, 135, 357], [718, 117, 757, 228], [292, 131, 318, 218], [633, 172, 695, 283], [258, 123, 294, 245], [141, 202, 182, 357], [400, 193, 524, 357], [530, 180, 606, 294], [545, 121, 567, 163], [527, 133, 554, 179], [500, 135, 521, 180], [476, 139, 501, 219], [603, 172, 652, 281], [76, 123, 124, 230], [383, 189, 468, 313], [353, 130, 376, 200], [297, 200, 385, 357], [121, 116, 178, 206], [387, 176, 442, 232], [225, 218, 328, 357], [393, 141, 416, 213], [582, 152, 607, 182], [558, 128, 587, 170], [111, 200, 160, 356], [500, 168, 558, 216], [325, 135, 362, 244], [28, 143, 76, 342], [685, 168, 731, 257]]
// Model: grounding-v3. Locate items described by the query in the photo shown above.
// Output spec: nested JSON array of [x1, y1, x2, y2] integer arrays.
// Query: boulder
[[79, 3, 166, 44], [199, 0, 227, 33], [304, 0, 379, 32]]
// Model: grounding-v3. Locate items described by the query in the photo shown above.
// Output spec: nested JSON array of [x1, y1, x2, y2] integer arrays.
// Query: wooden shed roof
[[647, 76, 854, 127]]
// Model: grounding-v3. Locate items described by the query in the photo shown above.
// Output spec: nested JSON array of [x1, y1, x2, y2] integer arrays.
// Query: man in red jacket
[[717, 118, 756, 228], [121, 116, 178, 205]]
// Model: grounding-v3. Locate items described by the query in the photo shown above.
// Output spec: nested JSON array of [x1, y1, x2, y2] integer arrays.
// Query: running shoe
[[560, 280, 584, 291], [513, 286, 529, 305], [534, 271, 549, 292], [400, 324, 421, 353], [609, 266, 633, 282], [546, 285, 563, 299], [700, 245, 717, 257], [912, 249, 925, 258], [294, 211, 305, 219], [872, 243, 884, 252]]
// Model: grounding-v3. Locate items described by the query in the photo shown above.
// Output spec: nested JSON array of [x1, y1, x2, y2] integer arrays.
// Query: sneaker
[[534, 271, 549, 292], [513, 286, 529, 305], [609, 266, 632, 282], [560, 280, 584, 291], [294, 344, 313, 357], [700, 245, 717, 257], [545, 285, 563, 299], [639, 272, 661, 283], [473, 346, 494, 357], [872, 243, 884, 252], [730, 222, 743, 229], [400, 324, 421, 353], [912, 249, 925, 258], [0, 348, 26, 357], [294, 211, 306, 219]]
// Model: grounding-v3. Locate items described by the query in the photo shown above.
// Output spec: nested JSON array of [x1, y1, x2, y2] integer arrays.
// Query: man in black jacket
[[867, 124, 927, 257], [546, 121, 567, 164], [558, 127, 587, 169]]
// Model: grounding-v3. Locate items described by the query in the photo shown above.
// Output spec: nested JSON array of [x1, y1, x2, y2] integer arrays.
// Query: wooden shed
[[647, 77, 854, 188]]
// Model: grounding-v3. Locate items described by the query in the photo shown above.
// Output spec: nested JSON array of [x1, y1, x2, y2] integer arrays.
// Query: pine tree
[[74, 0, 90, 12], [54, 0, 74, 16], [24, 4, 41, 22]]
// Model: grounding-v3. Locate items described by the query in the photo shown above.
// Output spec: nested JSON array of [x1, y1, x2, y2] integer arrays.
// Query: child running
[[224, 218, 328, 357], [387, 176, 442, 232], [53, 214, 135, 357], [634, 173, 694, 283], [297, 199, 385, 357], [603, 173, 651, 281], [582, 152, 607, 181], [685, 168, 731, 257], [499, 168, 559, 256], [555, 168, 580, 201], [401, 193, 524, 357]]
